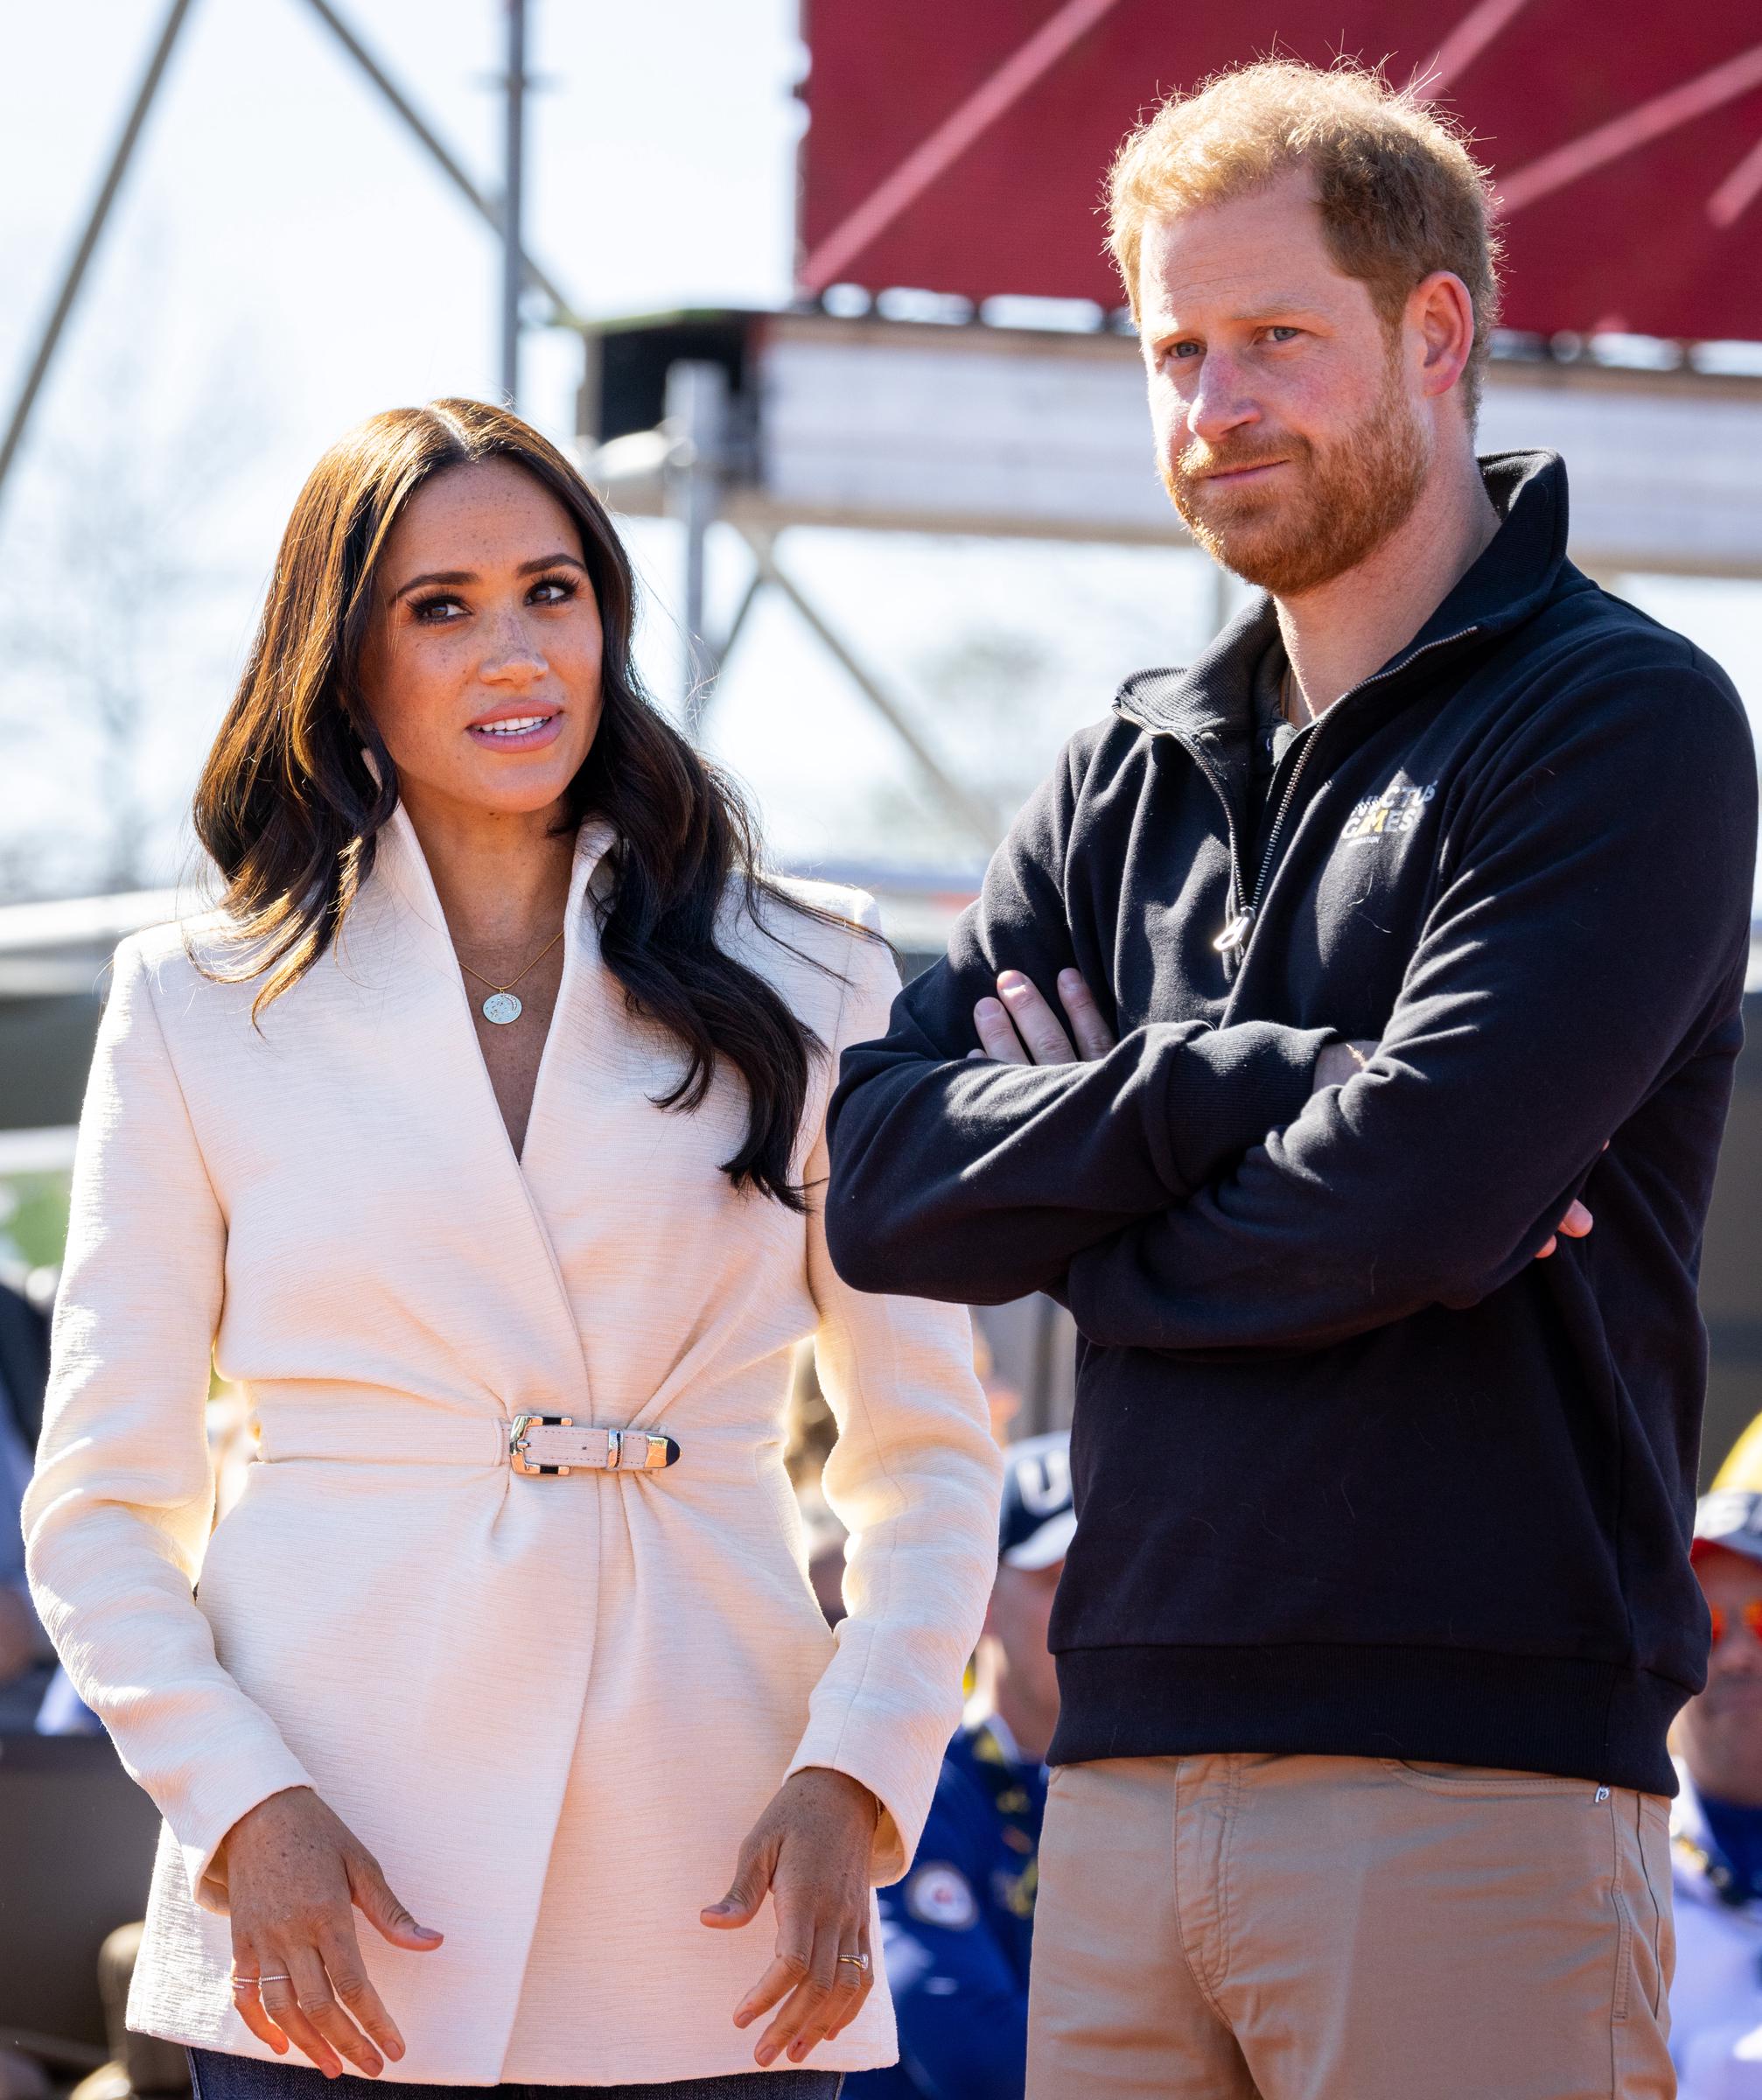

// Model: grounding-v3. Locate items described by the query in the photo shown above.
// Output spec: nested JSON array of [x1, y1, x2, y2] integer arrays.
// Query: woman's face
[[359, 457, 604, 823]]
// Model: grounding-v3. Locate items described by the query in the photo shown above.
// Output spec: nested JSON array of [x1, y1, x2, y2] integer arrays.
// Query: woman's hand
[[701, 1767, 879, 2068], [222, 1786, 444, 2079]]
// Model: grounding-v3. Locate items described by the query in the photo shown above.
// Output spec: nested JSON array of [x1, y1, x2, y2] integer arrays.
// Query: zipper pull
[[1213, 907, 1255, 955]]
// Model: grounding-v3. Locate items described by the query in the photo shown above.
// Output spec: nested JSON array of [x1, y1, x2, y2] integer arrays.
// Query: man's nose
[[1185, 353, 1258, 446]]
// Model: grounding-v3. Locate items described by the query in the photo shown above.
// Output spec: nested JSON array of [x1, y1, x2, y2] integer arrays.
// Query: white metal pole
[[0, 0, 197, 520], [500, 0, 528, 407], [666, 361, 728, 732]]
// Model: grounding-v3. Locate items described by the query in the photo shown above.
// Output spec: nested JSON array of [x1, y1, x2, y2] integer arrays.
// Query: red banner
[[798, 1, 1762, 344]]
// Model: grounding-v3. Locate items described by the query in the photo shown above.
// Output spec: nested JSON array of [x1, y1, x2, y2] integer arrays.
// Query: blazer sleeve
[[23, 939, 314, 1911], [787, 906, 1004, 1886]]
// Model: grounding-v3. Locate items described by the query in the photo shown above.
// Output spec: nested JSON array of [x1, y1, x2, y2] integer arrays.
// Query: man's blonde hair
[[1108, 60, 1502, 417]]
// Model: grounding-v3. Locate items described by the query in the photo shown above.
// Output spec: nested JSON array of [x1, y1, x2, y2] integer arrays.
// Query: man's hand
[[1313, 1040, 1595, 1260], [703, 1767, 879, 2067], [970, 970, 1115, 1066]]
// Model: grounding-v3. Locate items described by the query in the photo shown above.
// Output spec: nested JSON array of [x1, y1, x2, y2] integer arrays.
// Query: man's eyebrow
[[1146, 297, 1326, 336], [1233, 299, 1325, 324], [393, 551, 584, 599]]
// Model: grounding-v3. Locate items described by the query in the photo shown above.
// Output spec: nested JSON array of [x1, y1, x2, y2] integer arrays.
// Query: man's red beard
[[1162, 354, 1431, 597]]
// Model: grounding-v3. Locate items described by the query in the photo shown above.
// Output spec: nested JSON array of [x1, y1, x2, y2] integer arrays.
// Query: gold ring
[[837, 1954, 870, 1971]]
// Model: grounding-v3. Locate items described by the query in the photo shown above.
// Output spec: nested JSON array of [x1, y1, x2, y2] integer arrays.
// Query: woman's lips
[[465, 711, 563, 752]]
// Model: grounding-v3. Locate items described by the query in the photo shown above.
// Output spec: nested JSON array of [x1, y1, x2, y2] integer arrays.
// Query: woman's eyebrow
[[392, 551, 584, 600], [394, 568, 475, 598]]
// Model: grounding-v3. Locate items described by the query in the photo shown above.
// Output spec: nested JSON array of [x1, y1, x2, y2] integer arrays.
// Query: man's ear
[[1409, 270, 1477, 403]]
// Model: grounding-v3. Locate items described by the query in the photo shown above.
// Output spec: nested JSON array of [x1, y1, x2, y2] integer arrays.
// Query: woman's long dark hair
[[193, 397, 849, 1210]]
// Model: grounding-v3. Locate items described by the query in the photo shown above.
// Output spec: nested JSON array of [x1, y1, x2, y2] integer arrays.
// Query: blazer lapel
[[356, 807, 614, 1421]]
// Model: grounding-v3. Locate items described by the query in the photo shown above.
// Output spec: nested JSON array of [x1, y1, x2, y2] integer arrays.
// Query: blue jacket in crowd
[[847, 1715, 1046, 2100]]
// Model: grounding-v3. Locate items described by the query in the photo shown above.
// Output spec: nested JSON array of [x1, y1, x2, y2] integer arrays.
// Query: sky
[[0, 0, 1758, 899]]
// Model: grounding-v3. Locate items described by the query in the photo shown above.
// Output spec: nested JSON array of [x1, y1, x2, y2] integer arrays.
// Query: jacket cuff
[[171, 1751, 317, 1914], [1157, 1022, 1335, 1190], [786, 1708, 934, 1888]]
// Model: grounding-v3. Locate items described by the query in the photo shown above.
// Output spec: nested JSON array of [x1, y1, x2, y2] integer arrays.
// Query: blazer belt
[[508, 1413, 682, 1478]]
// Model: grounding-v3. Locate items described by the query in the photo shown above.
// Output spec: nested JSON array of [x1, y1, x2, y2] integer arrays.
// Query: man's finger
[[1556, 1200, 1593, 1239], [996, 972, 1077, 1065], [1057, 970, 1115, 1061], [972, 998, 1029, 1064]]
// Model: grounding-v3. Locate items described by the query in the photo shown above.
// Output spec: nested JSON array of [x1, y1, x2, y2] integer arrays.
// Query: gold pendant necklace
[[457, 927, 565, 1026]]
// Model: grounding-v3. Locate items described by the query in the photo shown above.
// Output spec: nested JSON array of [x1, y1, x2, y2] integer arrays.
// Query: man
[[848, 1433, 1068, 2100], [0, 1273, 52, 1732], [1670, 1478, 1762, 2098], [826, 58, 1756, 2100]]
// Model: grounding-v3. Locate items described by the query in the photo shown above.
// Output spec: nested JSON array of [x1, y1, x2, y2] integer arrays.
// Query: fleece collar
[[1117, 450, 1583, 745]]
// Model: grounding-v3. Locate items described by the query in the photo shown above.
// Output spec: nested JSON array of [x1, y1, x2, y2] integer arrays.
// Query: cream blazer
[[24, 809, 1002, 2086]]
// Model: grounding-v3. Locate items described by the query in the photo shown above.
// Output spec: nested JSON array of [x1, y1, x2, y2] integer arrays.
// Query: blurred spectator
[[794, 1319, 1027, 1628], [0, 1273, 53, 1732], [66, 1925, 190, 2100], [846, 1432, 1071, 2100], [1671, 1466, 1762, 2099]]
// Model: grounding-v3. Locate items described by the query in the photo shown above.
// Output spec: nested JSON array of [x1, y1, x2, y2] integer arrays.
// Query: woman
[[24, 401, 1001, 2095]]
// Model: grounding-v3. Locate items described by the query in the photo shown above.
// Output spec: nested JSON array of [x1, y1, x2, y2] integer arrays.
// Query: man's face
[[1679, 1549, 1762, 1804], [1136, 167, 1432, 598]]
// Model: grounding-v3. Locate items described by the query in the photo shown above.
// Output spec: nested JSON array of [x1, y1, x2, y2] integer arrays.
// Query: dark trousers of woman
[[189, 2049, 843, 2100]]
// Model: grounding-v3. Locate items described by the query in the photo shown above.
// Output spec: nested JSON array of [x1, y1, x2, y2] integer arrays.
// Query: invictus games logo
[[1340, 779, 1438, 844]]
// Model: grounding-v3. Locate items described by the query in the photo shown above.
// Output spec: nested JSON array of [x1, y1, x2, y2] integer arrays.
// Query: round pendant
[[481, 991, 522, 1026]]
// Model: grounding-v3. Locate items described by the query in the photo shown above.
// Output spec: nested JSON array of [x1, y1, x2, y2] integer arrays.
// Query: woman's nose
[[479, 614, 549, 683]]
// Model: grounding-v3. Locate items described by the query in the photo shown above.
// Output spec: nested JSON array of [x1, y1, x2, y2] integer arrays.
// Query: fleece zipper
[[1129, 625, 1484, 972]]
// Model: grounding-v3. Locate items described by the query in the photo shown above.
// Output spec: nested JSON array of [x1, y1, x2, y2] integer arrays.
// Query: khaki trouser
[[1027, 1754, 1675, 2100]]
